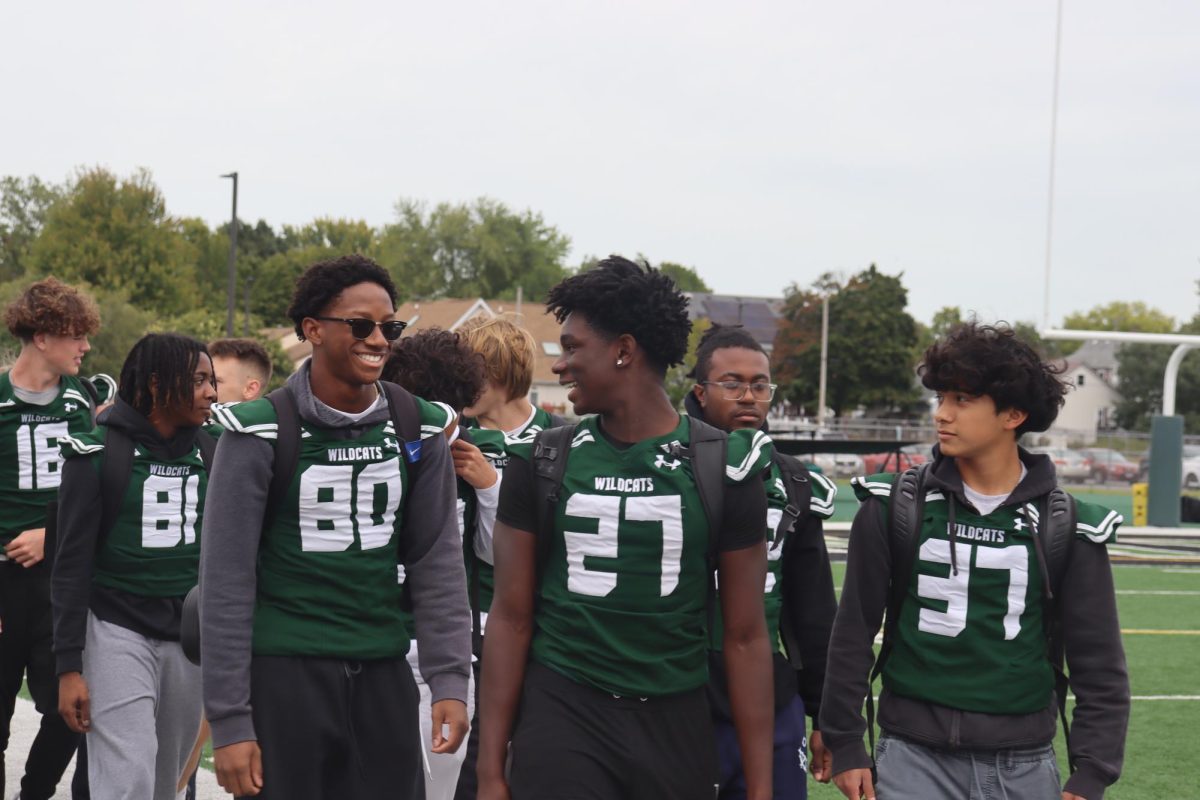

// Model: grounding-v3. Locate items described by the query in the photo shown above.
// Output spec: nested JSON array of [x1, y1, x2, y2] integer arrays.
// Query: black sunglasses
[[313, 316, 408, 341]]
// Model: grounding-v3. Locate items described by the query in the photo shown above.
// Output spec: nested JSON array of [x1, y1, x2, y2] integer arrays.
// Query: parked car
[[1135, 444, 1200, 484], [1029, 447, 1091, 482], [1077, 448, 1138, 483], [861, 443, 933, 474]]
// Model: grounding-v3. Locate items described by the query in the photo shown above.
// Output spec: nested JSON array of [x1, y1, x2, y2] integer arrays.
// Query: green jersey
[[505, 415, 773, 697], [0, 373, 95, 547], [60, 428, 208, 597], [710, 460, 838, 651], [853, 473, 1122, 714], [212, 395, 456, 659], [466, 406, 559, 616]]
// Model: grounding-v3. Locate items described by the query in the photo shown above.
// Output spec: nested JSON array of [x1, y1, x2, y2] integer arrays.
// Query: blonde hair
[[458, 315, 536, 401]]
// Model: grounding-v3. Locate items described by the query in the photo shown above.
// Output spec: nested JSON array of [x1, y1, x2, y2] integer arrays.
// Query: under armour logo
[[64, 402, 77, 412], [383, 438, 400, 452], [654, 454, 681, 471], [1013, 518, 1026, 531]]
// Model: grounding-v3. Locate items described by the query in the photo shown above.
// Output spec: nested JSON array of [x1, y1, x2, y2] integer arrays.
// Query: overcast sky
[[3, 1, 1197, 328]]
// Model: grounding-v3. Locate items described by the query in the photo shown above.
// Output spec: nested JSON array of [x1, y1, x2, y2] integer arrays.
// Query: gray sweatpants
[[875, 733, 1061, 800], [82, 612, 202, 800]]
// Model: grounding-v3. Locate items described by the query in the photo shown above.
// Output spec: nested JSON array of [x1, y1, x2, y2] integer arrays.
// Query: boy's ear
[[1000, 406, 1028, 432], [692, 382, 707, 409]]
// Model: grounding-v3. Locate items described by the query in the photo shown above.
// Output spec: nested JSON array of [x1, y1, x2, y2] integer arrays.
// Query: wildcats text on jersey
[[592, 476, 655, 493], [327, 444, 387, 462], [947, 522, 1007, 543]]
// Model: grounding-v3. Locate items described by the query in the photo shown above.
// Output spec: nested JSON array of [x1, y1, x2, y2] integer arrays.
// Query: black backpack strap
[[865, 462, 929, 768], [265, 387, 301, 526], [680, 417, 728, 565], [771, 452, 812, 553], [774, 452, 813, 670], [380, 380, 424, 472], [79, 377, 101, 423], [1040, 487, 1078, 773], [180, 429, 217, 667], [531, 425, 577, 585]]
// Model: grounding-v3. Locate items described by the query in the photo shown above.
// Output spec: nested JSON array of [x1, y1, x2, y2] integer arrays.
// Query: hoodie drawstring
[[947, 494, 960, 576]]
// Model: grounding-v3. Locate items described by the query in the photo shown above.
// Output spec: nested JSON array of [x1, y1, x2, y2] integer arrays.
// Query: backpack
[[772, 451, 813, 670], [865, 462, 1079, 773], [529, 418, 729, 611], [182, 381, 425, 665]]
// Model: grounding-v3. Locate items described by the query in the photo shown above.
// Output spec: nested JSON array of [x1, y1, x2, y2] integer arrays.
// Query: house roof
[[684, 292, 783, 351], [1066, 339, 1120, 373], [266, 297, 563, 386]]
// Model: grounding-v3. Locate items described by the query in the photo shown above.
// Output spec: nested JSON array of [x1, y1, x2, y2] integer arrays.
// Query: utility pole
[[817, 294, 829, 429], [221, 172, 239, 337]]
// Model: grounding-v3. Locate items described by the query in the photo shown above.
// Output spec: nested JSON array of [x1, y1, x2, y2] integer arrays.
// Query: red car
[[1077, 448, 1138, 483], [861, 444, 932, 474]]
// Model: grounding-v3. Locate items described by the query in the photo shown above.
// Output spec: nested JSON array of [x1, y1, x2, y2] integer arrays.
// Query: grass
[[808, 563, 1200, 799]]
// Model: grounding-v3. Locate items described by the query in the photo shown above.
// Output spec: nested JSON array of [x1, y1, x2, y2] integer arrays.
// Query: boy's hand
[[6, 528, 45, 566], [809, 730, 832, 782], [214, 741, 264, 796], [451, 440, 498, 491], [431, 698, 469, 753], [833, 767, 875, 799], [58, 672, 90, 733]]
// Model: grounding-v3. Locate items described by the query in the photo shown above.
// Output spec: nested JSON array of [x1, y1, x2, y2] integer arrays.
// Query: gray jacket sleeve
[[403, 432, 472, 705], [199, 431, 273, 748], [1060, 539, 1130, 799]]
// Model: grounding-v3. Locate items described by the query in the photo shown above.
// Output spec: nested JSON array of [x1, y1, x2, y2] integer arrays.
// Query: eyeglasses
[[700, 380, 777, 401], [313, 317, 408, 341]]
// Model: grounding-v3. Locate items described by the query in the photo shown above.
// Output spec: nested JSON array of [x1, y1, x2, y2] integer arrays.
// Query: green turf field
[[808, 562, 1200, 799]]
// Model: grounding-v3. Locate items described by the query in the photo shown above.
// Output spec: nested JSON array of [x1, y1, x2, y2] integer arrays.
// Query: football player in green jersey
[[53, 333, 217, 800], [685, 324, 837, 799], [455, 314, 562, 800], [822, 323, 1130, 800], [381, 327, 494, 800], [0, 278, 99, 800], [200, 255, 471, 799], [478, 258, 776, 800]]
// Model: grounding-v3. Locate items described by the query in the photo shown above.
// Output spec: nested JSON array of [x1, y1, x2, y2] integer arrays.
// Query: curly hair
[[545, 256, 691, 373], [287, 254, 397, 341], [380, 328, 486, 412], [5, 277, 101, 341], [118, 333, 209, 418], [918, 322, 1069, 435], [687, 324, 766, 381]]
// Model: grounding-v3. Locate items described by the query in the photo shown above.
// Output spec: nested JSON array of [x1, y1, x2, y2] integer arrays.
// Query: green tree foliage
[[657, 262, 711, 292], [1058, 301, 1176, 356], [773, 265, 919, 416], [666, 318, 712, 411], [1114, 313, 1200, 433], [377, 198, 570, 303], [0, 176, 63, 281], [27, 168, 201, 316]]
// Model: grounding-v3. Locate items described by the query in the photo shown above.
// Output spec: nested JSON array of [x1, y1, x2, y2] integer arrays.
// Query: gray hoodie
[[199, 364, 471, 748]]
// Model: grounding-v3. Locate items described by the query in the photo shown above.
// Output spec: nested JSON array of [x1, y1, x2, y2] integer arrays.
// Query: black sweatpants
[[0, 559, 80, 800], [245, 655, 425, 800], [509, 662, 718, 800], [452, 659, 481, 800]]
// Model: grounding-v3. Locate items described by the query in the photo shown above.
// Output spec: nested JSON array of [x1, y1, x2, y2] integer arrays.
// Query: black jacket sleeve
[[51, 456, 103, 675], [1060, 539, 1131, 799], [780, 512, 837, 726], [819, 497, 892, 775]]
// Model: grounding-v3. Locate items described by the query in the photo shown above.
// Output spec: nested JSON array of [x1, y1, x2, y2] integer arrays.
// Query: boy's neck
[[954, 441, 1024, 496], [308, 358, 378, 414], [476, 397, 535, 434], [599, 385, 678, 444], [9, 348, 63, 393]]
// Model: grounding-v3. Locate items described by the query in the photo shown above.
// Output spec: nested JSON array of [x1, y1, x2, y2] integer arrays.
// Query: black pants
[[509, 662, 718, 800], [452, 659, 482, 800], [0, 560, 80, 800], [245, 655, 425, 800]]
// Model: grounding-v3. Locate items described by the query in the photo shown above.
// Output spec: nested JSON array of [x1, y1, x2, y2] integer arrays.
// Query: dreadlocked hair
[[545, 256, 691, 373], [919, 321, 1069, 435], [688, 324, 765, 381], [380, 328, 486, 412], [288, 254, 397, 341], [118, 333, 209, 418]]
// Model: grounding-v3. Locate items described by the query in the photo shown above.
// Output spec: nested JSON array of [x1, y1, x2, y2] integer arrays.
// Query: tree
[[27, 168, 201, 316], [377, 198, 570, 302], [657, 262, 711, 292], [773, 265, 919, 416], [666, 318, 712, 411], [1058, 301, 1175, 356], [0, 176, 63, 282], [1114, 313, 1200, 433]]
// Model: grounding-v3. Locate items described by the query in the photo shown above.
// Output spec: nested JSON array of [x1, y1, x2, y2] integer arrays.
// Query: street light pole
[[221, 172, 239, 337], [817, 294, 829, 429]]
